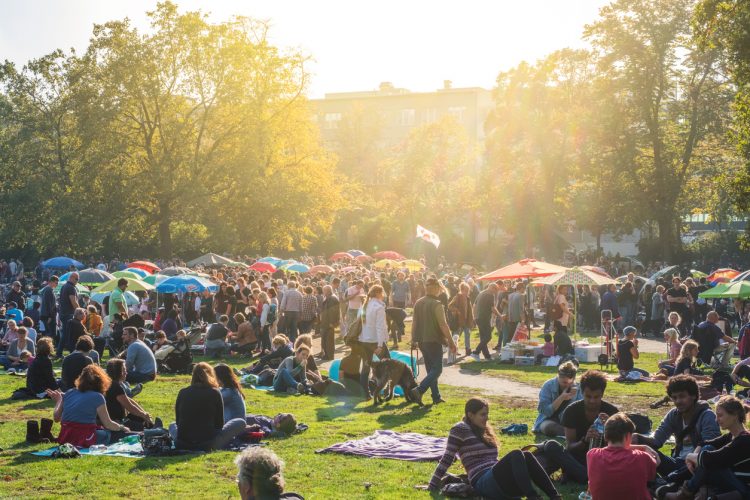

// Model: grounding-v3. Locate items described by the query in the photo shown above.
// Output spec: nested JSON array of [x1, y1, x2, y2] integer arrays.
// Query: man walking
[[505, 282, 526, 346], [280, 281, 303, 342], [391, 272, 410, 309], [410, 277, 457, 405], [40, 276, 58, 341], [319, 285, 340, 360], [471, 282, 499, 360], [56, 272, 80, 358]]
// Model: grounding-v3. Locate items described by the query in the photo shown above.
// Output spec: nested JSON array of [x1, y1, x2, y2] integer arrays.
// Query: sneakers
[[409, 387, 424, 406], [470, 353, 481, 361], [297, 383, 305, 394], [287, 387, 298, 395], [130, 383, 143, 397]]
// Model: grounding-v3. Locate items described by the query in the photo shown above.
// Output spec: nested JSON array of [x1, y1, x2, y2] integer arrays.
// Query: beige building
[[309, 81, 493, 148]]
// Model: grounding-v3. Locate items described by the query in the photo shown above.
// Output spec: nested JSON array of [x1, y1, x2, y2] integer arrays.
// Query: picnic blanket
[[32, 442, 144, 458], [316, 430, 447, 461]]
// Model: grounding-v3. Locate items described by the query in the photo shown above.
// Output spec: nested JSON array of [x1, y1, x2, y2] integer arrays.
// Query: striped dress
[[429, 420, 498, 490]]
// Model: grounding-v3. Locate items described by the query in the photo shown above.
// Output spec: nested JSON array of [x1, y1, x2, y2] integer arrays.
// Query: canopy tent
[[42, 257, 84, 269], [160, 266, 193, 276], [699, 281, 750, 299], [90, 290, 140, 307], [124, 267, 149, 278], [309, 265, 335, 274], [112, 270, 143, 281], [249, 262, 276, 273], [330, 252, 353, 261], [372, 251, 405, 260], [156, 275, 218, 294], [478, 259, 568, 281], [126, 261, 160, 273], [90, 278, 155, 294], [533, 267, 618, 335], [187, 253, 247, 268], [60, 268, 114, 286]]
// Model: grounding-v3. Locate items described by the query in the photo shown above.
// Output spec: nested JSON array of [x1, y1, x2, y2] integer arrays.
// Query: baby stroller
[[154, 328, 201, 375]]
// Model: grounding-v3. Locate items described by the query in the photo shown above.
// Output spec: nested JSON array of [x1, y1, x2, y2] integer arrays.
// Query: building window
[[448, 106, 466, 122], [324, 112, 341, 129], [399, 108, 415, 126], [422, 108, 437, 124]]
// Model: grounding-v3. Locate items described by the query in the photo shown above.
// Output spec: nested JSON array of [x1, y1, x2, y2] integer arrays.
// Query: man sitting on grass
[[541, 370, 619, 484], [632, 375, 721, 496], [587, 412, 660, 500]]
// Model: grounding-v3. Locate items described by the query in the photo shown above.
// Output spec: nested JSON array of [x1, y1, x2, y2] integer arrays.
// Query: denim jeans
[[56, 314, 73, 357], [474, 320, 492, 359], [126, 370, 155, 384], [417, 341, 444, 402], [273, 367, 300, 392], [656, 451, 687, 479], [504, 321, 518, 347], [686, 445, 750, 495], [169, 418, 247, 451], [358, 342, 378, 396], [0, 356, 27, 370], [453, 326, 471, 351], [542, 440, 587, 484], [284, 311, 299, 341]]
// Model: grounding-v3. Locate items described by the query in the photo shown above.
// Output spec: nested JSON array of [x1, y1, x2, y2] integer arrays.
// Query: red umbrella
[[478, 259, 568, 281], [127, 260, 161, 274], [330, 252, 353, 261], [373, 250, 405, 260], [708, 268, 740, 284], [249, 261, 276, 273], [309, 265, 335, 274], [355, 255, 373, 263]]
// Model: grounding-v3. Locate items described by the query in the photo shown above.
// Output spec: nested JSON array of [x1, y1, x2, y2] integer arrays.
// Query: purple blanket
[[316, 430, 447, 461]]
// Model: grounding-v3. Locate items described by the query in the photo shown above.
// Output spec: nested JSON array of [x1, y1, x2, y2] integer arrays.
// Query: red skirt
[[58, 421, 97, 448]]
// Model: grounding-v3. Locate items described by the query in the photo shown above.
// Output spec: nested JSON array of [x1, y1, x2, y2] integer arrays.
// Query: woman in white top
[[554, 285, 571, 334], [257, 291, 272, 352], [358, 285, 388, 400]]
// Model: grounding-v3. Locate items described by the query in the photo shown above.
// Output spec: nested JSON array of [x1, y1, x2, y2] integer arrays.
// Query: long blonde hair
[[675, 340, 698, 368]]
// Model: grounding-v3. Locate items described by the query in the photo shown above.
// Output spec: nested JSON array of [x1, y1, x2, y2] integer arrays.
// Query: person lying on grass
[[236, 446, 304, 500], [427, 397, 562, 499], [586, 412, 659, 500]]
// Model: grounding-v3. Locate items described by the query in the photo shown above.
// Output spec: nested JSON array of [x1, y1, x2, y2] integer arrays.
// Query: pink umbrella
[[309, 265, 335, 274], [355, 255, 373, 263], [478, 259, 568, 281], [331, 252, 353, 261], [249, 262, 276, 273], [373, 250, 405, 260]]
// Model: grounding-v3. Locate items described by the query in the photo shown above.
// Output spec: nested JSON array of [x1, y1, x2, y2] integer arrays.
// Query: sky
[[0, 0, 611, 98]]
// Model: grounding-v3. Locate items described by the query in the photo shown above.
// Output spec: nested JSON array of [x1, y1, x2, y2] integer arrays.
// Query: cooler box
[[574, 345, 601, 363], [514, 356, 535, 366], [500, 346, 515, 361]]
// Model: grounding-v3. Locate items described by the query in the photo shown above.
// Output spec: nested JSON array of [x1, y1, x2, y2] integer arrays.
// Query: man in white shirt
[[345, 280, 365, 329]]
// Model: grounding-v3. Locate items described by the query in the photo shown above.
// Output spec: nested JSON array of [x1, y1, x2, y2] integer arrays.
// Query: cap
[[623, 326, 637, 336]]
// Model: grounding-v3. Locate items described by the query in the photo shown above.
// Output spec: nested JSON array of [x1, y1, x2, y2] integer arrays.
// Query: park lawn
[[0, 354, 593, 500], [458, 352, 671, 399]]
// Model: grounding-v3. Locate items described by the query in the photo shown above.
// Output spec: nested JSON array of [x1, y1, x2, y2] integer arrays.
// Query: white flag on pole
[[416, 224, 440, 248]]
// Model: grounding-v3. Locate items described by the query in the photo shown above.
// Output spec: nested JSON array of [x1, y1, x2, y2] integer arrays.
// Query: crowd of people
[[3, 254, 750, 498]]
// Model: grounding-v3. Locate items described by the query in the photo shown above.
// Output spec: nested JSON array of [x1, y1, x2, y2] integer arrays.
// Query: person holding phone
[[533, 361, 582, 436]]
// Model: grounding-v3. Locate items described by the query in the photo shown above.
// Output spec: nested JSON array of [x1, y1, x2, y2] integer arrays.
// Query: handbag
[[344, 309, 363, 346]]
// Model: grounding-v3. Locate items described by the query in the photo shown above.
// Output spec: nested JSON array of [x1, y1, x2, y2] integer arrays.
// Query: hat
[[12, 281, 20, 287], [623, 326, 637, 336]]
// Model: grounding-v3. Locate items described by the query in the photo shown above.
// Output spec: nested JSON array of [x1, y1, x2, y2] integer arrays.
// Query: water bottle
[[88, 444, 107, 454], [578, 491, 592, 500], [123, 434, 140, 444]]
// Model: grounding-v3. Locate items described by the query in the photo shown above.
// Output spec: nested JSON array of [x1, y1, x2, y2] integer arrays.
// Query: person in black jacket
[[66, 308, 88, 352], [169, 362, 247, 451], [26, 337, 58, 395], [39, 276, 59, 342], [60, 336, 95, 391], [667, 396, 750, 499]]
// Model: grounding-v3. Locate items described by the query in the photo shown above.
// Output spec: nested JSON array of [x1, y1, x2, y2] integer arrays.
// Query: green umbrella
[[90, 278, 155, 293], [142, 274, 168, 286], [699, 281, 750, 299], [54, 282, 90, 296], [113, 270, 142, 280], [698, 283, 731, 299]]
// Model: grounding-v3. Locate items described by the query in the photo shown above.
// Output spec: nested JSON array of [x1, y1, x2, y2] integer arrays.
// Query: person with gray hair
[[318, 285, 339, 360], [235, 447, 303, 499]]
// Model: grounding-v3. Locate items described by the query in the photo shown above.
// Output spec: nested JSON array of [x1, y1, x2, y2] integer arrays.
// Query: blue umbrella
[[282, 263, 310, 273], [42, 256, 84, 269], [156, 275, 218, 294], [277, 259, 296, 267], [124, 267, 149, 278], [258, 256, 282, 265], [347, 249, 365, 257]]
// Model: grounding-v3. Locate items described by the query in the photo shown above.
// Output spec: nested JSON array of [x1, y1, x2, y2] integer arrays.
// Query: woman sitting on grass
[[654, 340, 707, 381], [26, 337, 57, 396], [293, 334, 321, 383], [104, 358, 159, 431], [169, 362, 248, 451], [273, 345, 310, 395], [46, 364, 132, 447], [429, 397, 562, 499], [215, 363, 247, 424]]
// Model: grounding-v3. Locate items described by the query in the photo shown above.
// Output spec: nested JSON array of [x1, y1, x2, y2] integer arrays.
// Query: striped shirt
[[429, 421, 498, 490]]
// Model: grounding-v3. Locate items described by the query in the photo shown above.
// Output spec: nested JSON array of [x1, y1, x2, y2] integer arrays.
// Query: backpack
[[140, 428, 173, 456], [344, 309, 363, 346], [266, 303, 277, 324], [550, 303, 564, 321]]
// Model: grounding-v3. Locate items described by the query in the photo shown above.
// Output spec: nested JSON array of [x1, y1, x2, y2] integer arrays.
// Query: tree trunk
[[657, 214, 674, 263], [158, 201, 172, 259]]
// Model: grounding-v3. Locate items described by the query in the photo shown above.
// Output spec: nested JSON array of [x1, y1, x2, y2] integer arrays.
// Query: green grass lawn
[[0, 341, 677, 499]]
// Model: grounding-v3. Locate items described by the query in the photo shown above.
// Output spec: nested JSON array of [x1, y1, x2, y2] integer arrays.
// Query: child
[[542, 333, 555, 357], [664, 328, 682, 363]]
